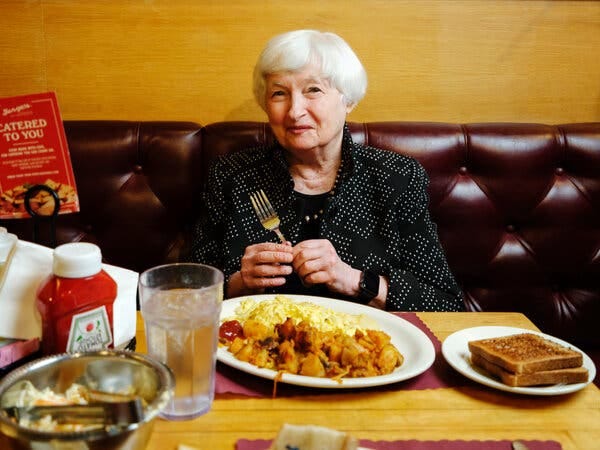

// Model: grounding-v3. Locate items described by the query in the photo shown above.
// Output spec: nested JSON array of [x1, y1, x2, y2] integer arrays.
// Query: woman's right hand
[[226, 242, 293, 297]]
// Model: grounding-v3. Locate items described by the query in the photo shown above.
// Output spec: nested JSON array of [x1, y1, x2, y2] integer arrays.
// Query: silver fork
[[249, 189, 286, 243]]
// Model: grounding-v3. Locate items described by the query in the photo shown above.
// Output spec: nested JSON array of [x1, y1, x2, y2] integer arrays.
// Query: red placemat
[[236, 438, 562, 450], [215, 312, 464, 397]]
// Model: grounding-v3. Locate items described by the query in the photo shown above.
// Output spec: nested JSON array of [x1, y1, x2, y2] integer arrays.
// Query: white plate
[[442, 326, 596, 396], [217, 294, 435, 388]]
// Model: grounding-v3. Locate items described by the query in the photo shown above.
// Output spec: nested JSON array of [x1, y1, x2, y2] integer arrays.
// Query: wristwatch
[[357, 269, 380, 304]]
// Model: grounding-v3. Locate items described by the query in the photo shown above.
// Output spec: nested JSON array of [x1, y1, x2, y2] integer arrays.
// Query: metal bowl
[[0, 350, 174, 450]]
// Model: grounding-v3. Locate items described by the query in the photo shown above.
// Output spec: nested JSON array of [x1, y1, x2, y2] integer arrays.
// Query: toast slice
[[471, 352, 589, 387], [468, 333, 583, 374], [268, 423, 358, 450]]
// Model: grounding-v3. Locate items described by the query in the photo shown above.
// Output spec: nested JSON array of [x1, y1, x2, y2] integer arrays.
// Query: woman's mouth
[[287, 126, 312, 134]]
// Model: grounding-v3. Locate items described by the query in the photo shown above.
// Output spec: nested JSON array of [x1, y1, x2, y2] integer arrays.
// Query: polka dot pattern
[[190, 125, 464, 312]]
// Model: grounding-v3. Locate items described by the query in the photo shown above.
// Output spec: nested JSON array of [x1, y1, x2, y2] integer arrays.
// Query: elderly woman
[[191, 29, 463, 311]]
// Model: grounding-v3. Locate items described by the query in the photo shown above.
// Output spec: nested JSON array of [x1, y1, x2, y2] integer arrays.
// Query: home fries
[[219, 295, 403, 380]]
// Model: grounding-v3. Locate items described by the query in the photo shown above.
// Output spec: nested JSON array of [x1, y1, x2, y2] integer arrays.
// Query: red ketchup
[[36, 243, 117, 355], [219, 320, 243, 341]]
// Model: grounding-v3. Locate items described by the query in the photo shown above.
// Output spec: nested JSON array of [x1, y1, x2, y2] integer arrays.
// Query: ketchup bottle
[[36, 243, 117, 355]]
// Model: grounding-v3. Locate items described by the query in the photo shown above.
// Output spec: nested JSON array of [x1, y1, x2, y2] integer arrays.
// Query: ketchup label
[[66, 306, 113, 352]]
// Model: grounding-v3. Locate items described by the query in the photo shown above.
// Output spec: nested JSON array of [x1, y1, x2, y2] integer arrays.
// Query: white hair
[[253, 29, 368, 110]]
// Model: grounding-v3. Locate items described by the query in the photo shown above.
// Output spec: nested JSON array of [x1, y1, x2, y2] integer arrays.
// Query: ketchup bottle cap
[[53, 243, 102, 278]]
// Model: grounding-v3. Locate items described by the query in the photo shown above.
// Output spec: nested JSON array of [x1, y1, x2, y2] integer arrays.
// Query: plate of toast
[[442, 326, 596, 395]]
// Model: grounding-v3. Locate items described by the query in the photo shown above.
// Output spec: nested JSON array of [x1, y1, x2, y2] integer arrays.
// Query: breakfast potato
[[218, 296, 404, 381], [219, 316, 403, 380], [243, 319, 273, 341], [300, 353, 326, 377]]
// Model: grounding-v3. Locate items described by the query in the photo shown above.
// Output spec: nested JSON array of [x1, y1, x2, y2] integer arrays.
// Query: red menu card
[[0, 92, 79, 219]]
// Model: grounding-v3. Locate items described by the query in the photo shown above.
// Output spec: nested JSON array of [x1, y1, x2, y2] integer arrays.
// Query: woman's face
[[264, 63, 353, 156]]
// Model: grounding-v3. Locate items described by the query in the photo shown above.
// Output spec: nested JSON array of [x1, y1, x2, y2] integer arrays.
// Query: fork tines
[[250, 189, 273, 221], [250, 189, 286, 243]]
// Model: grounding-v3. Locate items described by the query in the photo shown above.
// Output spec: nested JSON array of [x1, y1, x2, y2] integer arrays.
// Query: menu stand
[[23, 184, 60, 248]]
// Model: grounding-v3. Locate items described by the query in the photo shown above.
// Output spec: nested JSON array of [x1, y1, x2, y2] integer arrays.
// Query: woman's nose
[[287, 93, 306, 119]]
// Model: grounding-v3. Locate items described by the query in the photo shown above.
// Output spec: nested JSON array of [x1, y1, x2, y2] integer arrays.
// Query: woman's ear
[[340, 93, 356, 114]]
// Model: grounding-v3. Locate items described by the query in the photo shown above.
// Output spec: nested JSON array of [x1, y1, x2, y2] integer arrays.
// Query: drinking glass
[[138, 263, 223, 420]]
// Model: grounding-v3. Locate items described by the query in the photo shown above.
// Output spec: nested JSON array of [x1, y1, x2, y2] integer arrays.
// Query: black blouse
[[277, 191, 331, 298], [190, 125, 464, 312]]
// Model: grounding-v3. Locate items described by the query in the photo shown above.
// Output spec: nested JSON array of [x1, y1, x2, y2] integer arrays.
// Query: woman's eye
[[307, 86, 323, 93]]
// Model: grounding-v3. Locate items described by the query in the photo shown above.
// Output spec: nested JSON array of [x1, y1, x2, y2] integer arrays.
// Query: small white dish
[[442, 325, 596, 395], [217, 294, 435, 389]]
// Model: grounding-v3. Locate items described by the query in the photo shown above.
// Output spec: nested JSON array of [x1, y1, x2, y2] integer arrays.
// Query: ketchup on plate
[[36, 243, 117, 355], [219, 320, 243, 341]]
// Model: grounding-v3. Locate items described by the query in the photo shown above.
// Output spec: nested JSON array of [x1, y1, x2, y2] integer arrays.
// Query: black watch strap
[[358, 269, 380, 304]]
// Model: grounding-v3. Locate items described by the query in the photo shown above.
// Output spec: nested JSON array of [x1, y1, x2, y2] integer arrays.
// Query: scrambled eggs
[[226, 295, 378, 335]]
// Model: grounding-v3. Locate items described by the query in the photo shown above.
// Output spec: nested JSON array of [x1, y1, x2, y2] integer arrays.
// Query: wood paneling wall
[[1, 0, 599, 124]]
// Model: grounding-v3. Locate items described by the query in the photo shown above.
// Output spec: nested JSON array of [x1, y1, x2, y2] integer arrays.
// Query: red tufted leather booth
[[2, 121, 599, 354]]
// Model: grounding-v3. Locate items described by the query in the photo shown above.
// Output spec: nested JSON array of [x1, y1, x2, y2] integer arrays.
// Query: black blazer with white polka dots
[[190, 127, 464, 312]]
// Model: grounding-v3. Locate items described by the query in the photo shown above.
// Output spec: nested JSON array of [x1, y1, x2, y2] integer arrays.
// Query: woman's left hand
[[291, 239, 360, 296]]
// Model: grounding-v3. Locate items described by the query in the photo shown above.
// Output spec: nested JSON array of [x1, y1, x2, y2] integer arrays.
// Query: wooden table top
[[136, 311, 600, 450]]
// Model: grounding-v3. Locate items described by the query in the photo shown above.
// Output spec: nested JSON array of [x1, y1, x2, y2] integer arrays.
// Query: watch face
[[359, 270, 379, 302]]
